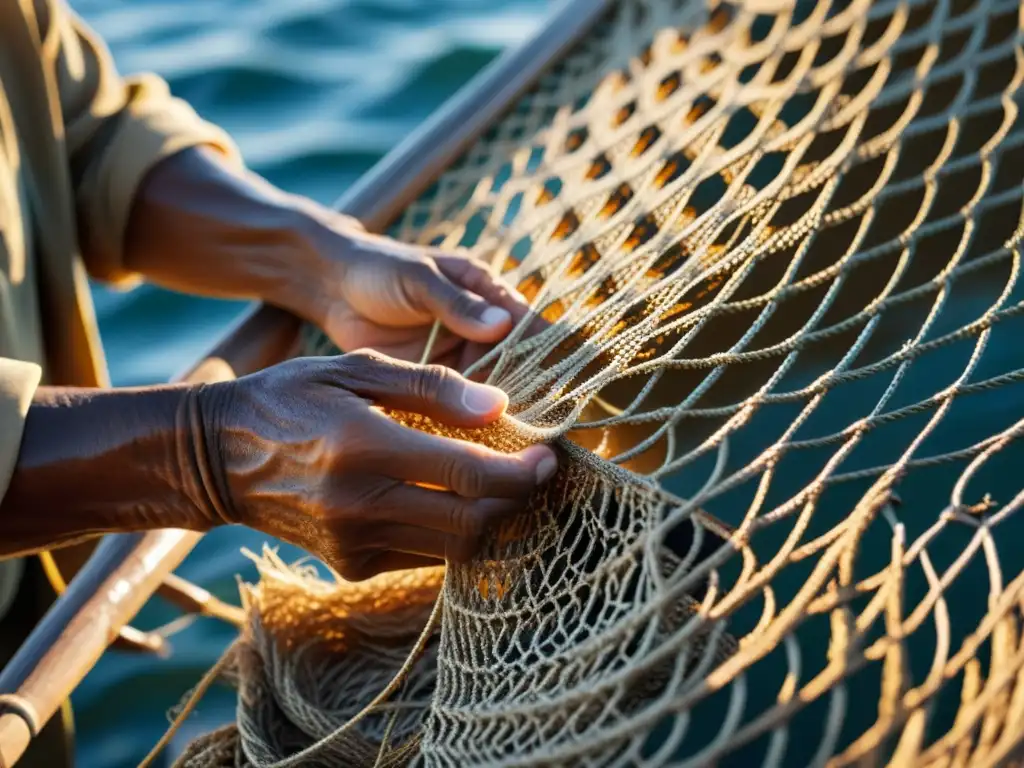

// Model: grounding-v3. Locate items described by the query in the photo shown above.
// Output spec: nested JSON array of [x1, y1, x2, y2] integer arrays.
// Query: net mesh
[[176, 0, 1024, 764]]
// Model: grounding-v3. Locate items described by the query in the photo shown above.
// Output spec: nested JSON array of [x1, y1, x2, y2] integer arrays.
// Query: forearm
[[0, 385, 223, 557], [123, 146, 337, 314]]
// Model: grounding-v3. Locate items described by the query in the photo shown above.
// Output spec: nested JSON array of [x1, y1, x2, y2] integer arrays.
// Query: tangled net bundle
[[176, 0, 1024, 764]]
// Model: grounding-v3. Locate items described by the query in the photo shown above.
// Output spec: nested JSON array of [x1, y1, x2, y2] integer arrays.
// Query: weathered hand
[[303, 218, 530, 370], [124, 147, 529, 371], [196, 349, 556, 580]]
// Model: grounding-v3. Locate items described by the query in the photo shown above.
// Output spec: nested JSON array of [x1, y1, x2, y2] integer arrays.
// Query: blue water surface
[[71, 1, 546, 765]]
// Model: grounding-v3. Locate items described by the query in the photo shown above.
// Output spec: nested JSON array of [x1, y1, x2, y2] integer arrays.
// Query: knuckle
[[446, 456, 487, 498], [340, 348, 385, 371], [458, 261, 492, 292], [405, 259, 439, 289], [450, 288, 483, 318], [334, 351, 406, 398], [446, 501, 471, 536], [332, 350, 375, 385], [412, 363, 452, 403]]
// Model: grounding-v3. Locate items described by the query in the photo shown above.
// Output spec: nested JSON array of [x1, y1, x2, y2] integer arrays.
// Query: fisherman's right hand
[[190, 349, 557, 580]]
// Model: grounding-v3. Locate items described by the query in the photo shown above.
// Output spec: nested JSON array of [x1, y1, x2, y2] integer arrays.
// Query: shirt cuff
[[0, 359, 42, 505]]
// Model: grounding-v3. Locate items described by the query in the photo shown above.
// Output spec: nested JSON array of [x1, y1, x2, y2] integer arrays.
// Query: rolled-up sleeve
[[42, 0, 244, 286], [0, 359, 41, 504]]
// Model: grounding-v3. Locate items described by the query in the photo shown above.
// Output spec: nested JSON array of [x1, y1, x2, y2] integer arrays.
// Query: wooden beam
[[0, 1, 611, 764]]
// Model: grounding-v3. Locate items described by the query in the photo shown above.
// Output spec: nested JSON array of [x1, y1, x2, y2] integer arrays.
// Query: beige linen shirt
[[0, 0, 241, 608]]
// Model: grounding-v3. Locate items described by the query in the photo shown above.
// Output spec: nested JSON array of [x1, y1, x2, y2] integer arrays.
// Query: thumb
[[403, 263, 513, 342], [335, 349, 509, 428]]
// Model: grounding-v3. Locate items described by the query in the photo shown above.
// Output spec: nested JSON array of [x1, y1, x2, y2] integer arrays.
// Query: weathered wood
[[0, 1, 612, 764]]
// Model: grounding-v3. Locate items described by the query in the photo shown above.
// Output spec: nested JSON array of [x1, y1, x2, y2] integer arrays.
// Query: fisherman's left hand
[[300, 217, 530, 371]]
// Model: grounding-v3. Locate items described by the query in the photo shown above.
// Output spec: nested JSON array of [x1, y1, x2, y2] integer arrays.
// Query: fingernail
[[462, 383, 507, 415], [535, 452, 558, 484], [480, 306, 512, 328]]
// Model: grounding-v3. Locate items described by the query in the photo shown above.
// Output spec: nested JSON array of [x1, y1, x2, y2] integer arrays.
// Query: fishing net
[[174, 0, 1024, 764]]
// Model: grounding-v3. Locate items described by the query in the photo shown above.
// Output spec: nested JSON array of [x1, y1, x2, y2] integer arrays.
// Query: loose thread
[[419, 321, 443, 366], [373, 708, 402, 767], [257, 583, 445, 768], [138, 641, 237, 768]]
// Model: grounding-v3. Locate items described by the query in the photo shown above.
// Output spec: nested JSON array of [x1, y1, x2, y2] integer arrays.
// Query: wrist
[[125, 147, 345, 319], [266, 202, 352, 330], [183, 380, 241, 528], [0, 384, 223, 556]]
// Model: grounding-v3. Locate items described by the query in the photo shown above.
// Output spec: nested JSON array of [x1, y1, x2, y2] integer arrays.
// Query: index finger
[[354, 409, 558, 499], [434, 254, 532, 325]]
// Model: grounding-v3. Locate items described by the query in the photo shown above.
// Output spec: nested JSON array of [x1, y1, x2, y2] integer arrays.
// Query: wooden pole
[[0, 1, 612, 764]]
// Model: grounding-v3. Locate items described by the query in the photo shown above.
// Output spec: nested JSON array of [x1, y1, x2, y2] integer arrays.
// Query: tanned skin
[[0, 148, 557, 579]]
